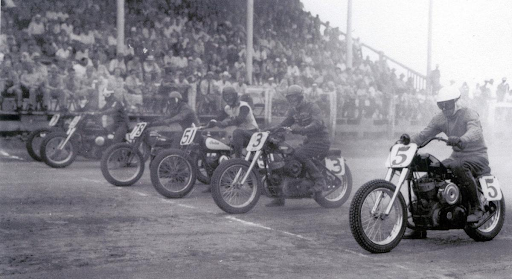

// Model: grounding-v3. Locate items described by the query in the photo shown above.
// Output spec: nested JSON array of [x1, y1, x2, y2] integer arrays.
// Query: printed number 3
[[252, 133, 263, 147]]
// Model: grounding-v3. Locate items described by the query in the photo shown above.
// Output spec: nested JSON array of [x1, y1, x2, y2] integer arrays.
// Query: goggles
[[437, 100, 455, 111]]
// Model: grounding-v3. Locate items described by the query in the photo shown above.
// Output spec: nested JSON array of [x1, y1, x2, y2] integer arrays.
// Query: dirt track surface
[[1, 137, 512, 279]]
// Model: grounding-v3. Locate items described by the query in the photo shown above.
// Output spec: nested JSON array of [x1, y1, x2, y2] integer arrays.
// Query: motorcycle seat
[[327, 149, 342, 157]]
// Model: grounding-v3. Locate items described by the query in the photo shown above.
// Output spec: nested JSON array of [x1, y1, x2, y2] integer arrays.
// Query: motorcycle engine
[[283, 159, 303, 178], [411, 177, 465, 228]]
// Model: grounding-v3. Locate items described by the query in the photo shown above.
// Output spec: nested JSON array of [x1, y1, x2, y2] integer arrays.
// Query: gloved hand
[[216, 120, 229, 128], [447, 136, 466, 149], [396, 133, 410, 144], [206, 120, 217, 128], [291, 126, 304, 135]]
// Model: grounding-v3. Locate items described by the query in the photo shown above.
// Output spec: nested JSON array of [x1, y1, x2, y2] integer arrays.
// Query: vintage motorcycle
[[39, 112, 141, 168], [149, 124, 233, 198], [210, 127, 353, 214], [100, 121, 178, 186], [26, 113, 71, 161], [349, 135, 505, 253]]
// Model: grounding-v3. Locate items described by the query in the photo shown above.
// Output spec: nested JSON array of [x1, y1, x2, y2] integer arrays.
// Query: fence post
[[329, 91, 337, 141], [264, 88, 272, 127], [388, 96, 396, 139]]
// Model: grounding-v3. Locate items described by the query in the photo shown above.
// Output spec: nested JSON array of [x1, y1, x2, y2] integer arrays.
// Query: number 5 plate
[[479, 176, 503, 201], [180, 127, 198, 145], [246, 132, 269, 152], [386, 143, 418, 168]]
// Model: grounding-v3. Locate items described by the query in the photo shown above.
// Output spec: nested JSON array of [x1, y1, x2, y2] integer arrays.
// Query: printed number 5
[[485, 178, 498, 199], [392, 146, 410, 165]]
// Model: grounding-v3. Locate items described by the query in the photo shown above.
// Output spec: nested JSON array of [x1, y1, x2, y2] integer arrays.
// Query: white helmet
[[103, 87, 114, 98], [436, 86, 460, 103]]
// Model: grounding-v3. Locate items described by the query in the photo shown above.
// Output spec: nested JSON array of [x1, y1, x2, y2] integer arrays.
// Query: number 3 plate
[[246, 132, 269, 152], [325, 157, 345, 176], [479, 176, 503, 201]]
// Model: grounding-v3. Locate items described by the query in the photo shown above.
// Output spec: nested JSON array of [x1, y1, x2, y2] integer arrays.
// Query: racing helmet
[[285, 84, 304, 107], [168, 91, 183, 108], [436, 86, 460, 113], [222, 86, 239, 106]]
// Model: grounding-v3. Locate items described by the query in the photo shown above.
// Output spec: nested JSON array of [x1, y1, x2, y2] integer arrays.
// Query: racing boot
[[265, 197, 285, 207], [304, 160, 326, 195], [403, 229, 427, 239], [455, 168, 484, 223]]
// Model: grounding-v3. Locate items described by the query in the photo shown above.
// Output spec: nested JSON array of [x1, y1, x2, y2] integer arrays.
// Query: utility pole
[[116, 0, 125, 55], [427, 0, 433, 93], [346, 0, 353, 69], [246, 0, 254, 84]]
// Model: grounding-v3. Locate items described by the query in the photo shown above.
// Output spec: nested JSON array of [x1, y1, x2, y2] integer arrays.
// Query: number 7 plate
[[479, 176, 503, 201]]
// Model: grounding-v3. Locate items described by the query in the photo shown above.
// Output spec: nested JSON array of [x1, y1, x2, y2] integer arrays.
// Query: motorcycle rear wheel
[[101, 143, 145, 186], [193, 154, 211, 185], [40, 132, 78, 168], [26, 128, 55, 161], [315, 164, 352, 208], [150, 149, 196, 198], [349, 179, 407, 253], [464, 191, 506, 241], [210, 159, 261, 214]]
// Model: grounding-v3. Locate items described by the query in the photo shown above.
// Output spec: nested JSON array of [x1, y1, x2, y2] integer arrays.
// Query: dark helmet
[[285, 84, 304, 98], [285, 84, 304, 108], [222, 86, 239, 106], [168, 91, 183, 107]]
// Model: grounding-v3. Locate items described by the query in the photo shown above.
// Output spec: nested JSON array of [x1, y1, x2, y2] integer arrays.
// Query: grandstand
[[0, 0, 494, 138]]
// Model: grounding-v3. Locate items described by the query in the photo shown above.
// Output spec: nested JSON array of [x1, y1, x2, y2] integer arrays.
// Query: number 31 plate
[[479, 176, 503, 201]]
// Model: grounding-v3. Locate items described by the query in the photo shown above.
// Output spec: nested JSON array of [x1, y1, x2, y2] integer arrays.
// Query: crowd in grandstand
[[0, 0, 509, 125]]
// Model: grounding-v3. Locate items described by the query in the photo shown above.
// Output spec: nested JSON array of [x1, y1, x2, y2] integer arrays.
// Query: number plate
[[386, 143, 418, 168], [129, 122, 148, 139], [49, 114, 60, 127], [246, 132, 269, 152], [180, 127, 198, 145], [479, 176, 503, 201], [325, 157, 345, 176], [68, 116, 81, 130]]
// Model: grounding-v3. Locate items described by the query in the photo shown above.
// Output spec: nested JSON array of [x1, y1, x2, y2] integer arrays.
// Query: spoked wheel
[[150, 149, 196, 198], [464, 192, 506, 241], [138, 142, 151, 162], [193, 154, 211, 184], [40, 132, 78, 168], [26, 128, 54, 161], [210, 159, 261, 214], [349, 179, 407, 253], [315, 164, 353, 208], [101, 143, 145, 186]]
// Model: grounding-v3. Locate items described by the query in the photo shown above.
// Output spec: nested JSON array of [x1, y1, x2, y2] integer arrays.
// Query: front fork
[[57, 128, 76, 150], [231, 150, 262, 186], [371, 168, 410, 216]]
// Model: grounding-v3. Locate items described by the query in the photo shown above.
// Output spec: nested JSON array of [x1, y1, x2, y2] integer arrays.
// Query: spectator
[[199, 71, 220, 114], [124, 68, 143, 111], [126, 55, 144, 81], [20, 62, 45, 112], [0, 58, 23, 112], [78, 66, 100, 109], [143, 55, 161, 81], [107, 67, 126, 102], [43, 65, 66, 111], [496, 77, 509, 103], [108, 51, 127, 75]]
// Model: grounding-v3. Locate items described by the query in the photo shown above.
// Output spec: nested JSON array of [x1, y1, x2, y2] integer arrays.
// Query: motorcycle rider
[[208, 86, 259, 158], [149, 91, 199, 148], [266, 84, 331, 207], [403, 85, 490, 239], [95, 87, 130, 144]]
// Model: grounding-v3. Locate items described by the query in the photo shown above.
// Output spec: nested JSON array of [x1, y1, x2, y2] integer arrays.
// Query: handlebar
[[418, 136, 447, 148]]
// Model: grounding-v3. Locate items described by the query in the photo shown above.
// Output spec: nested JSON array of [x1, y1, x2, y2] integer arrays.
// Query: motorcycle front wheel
[[315, 164, 353, 208], [464, 191, 506, 241], [349, 179, 407, 253], [101, 143, 145, 186], [150, 149, 196, 198], [210, 159, 261, 214], [26, 128, 55, 161], [40, 132, 78, 168]]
